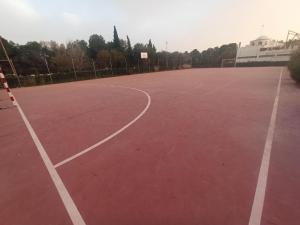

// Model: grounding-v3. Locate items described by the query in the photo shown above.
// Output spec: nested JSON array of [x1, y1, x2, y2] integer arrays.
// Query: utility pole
[[69, 42, 78, 80], [44, 56, 51, 74], [9, 59, 18, 76], [109, 52, 113, 75], [124, 56, 128, 74], [0, 36, 21, 87], [71, 58, 77, 80], [179, 55, 182, 69], [92, 60, 97, 78], [41, 54, 53, 83], [165, 41, 169, 69]]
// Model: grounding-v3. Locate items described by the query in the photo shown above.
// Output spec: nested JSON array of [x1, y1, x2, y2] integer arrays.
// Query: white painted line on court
[[54, 86, 151, 168], [15, 102, 86, 225], [248, 68, 284, 225]]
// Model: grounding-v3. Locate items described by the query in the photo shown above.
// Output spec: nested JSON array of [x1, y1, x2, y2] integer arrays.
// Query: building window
[[238, 56, 257, 59], [277, 54, 291, 56], [259, 55, 275, 58]]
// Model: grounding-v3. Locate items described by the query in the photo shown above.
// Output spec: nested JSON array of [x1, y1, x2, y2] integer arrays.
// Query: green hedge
[[288, 48, 300, 83]]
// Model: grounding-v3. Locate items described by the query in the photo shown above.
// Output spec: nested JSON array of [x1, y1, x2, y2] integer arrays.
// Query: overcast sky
[[1, 0, 299, 52]]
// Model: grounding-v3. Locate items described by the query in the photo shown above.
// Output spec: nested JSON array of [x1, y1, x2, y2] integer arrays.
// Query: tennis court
[[1, 67, 300, 225]]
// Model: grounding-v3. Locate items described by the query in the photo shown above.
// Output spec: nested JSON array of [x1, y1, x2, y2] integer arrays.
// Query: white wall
[[236, 46, 293, 63]]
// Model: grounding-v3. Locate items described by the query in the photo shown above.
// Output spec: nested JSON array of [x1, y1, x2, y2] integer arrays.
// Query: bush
[[288, 48, 300, 83]]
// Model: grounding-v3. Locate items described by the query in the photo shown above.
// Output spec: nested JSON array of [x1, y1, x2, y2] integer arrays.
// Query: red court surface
[[1, 67, 299, 225]]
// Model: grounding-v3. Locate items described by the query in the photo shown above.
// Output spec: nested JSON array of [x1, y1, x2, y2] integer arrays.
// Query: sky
[[0, 0, 299, 52]]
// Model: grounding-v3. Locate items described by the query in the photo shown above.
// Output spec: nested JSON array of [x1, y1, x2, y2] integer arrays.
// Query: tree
[[88, 34, 106, 60], [182, 51, 192, 67], [133, 43, 146, 63], [51, 44, 72, 72], [192, 43, 237, 68], [200, 48, 215, 67], [127, 36, 133, 52], [0, 37, 18, 59], [0, 37, 18, 73], [2, 31, 242, 77], [169, 52, 181, 69], [156, 51, 172, 69], [49, 40, 59, 51], [106, 41, 114, 50], [113, 26, 121, 50], [190, 49, 201, 67], [15, 41, 45, 74], [132, 43, 148, 71], [96, 50, 111, 69], [78, 40, 88, 54], [219, 43, 237, 60], [111, 49, 125, 68], [126, 36, 134, 66], [288, 48, 300, 82], [147, 39, 156, 68], [67, 40, 89, 71]]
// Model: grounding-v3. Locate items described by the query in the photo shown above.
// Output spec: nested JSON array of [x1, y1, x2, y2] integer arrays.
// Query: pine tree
[[147, 39, 153, 51], [113, 26, 121, 50], [127, 35, 132, 53], [126, 36, 134, 66]]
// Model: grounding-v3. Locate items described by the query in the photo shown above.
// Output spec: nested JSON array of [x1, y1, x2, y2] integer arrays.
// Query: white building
[[236, 36, 296, 64]]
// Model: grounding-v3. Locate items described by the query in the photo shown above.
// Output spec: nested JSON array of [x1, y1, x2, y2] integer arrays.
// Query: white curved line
[[54, 86, 151, 168]]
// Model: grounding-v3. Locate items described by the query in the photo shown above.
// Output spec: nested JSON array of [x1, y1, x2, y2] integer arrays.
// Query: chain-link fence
[[2, 65, 188, 88]]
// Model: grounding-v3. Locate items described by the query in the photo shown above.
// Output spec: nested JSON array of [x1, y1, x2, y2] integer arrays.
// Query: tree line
[[0, 26, 237, 75]]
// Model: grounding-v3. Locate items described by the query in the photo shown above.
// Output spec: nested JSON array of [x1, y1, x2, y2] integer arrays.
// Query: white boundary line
[[15, 102, 86, 225], [248, 68, 284, 225], [54, 86, 151, 168]]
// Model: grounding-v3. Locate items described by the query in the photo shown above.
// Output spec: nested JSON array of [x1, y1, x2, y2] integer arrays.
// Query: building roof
[[256, 35, 270, 40]]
